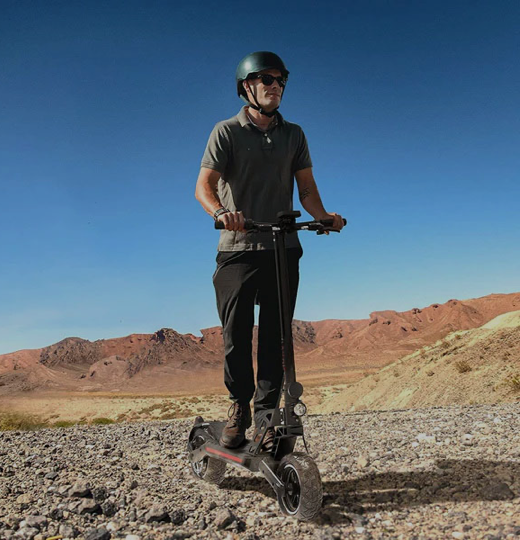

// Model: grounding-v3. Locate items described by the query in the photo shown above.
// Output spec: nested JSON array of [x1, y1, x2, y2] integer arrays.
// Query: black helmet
[[236, 51, 289, 98]]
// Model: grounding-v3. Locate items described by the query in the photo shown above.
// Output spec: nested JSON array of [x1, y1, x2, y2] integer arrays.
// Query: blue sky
[[1, 0, 519, 354]]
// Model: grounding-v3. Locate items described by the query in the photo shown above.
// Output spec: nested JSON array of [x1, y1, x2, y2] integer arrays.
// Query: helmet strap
[[245, 80, 282, 118]]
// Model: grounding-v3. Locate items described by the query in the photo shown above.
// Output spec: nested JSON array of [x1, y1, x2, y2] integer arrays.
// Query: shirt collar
[[237, 106, 284, 130]]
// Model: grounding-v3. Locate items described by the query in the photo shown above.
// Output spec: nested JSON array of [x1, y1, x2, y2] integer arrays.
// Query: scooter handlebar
[[214, 218, 346, 232]]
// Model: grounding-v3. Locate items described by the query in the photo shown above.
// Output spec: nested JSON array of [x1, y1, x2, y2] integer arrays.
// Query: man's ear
[[242, 80, 251, 97]]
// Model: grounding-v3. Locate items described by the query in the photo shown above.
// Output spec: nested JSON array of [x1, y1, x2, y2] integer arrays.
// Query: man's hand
[[218, 210, 246, 232], [318, 212, 345, 235]]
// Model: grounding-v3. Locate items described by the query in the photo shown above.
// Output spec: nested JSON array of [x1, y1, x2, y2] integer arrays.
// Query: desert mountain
[[322, 310, 520, 413], [0, 292, 519, 395]]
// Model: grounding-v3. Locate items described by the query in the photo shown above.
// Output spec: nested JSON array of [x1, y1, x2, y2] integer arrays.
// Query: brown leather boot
[[220, 402, 252, 448], [253, 426, 275, 451]]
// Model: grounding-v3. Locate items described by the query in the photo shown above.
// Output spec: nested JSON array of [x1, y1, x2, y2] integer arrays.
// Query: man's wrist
[[313, 212, 330, 221], [213, 207, 230, 220]]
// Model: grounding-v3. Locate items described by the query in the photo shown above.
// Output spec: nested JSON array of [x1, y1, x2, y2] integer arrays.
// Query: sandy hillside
[[321, 310, 520, 413]]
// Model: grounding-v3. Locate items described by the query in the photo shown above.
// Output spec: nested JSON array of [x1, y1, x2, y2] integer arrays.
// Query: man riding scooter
[[194, 51, 345, 449]]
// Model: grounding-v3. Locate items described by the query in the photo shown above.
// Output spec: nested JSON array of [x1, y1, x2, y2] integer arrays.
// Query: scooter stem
[[272, 216, 303, 429], [273, 229, 296, 386]]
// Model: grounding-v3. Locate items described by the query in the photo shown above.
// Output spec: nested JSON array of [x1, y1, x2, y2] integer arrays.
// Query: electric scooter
[[187, 210, 346, 521]]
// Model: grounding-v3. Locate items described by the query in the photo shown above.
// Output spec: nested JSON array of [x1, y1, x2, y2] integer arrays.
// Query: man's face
[[243, 69, 285, 112]]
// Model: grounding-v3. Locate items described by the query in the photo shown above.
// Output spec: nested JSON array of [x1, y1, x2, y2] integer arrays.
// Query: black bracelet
[[213, 207, 230, 220]]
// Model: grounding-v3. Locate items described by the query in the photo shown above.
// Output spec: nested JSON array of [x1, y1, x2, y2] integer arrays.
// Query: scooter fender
[[187, 422, 210, 445], [187, 420, 220, 456]]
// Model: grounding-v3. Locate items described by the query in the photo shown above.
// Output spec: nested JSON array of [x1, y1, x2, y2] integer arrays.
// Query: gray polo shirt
[[201, 106, 312, 251]]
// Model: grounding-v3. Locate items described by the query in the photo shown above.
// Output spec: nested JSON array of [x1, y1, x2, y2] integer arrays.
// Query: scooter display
[[187, 210, 345, 521]]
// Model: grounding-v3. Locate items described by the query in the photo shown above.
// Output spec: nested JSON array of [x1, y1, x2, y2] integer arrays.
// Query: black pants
[[213, 247, 302, 424]]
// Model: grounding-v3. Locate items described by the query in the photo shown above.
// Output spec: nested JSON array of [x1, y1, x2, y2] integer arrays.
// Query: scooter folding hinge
[[259, 460, 285, 498]]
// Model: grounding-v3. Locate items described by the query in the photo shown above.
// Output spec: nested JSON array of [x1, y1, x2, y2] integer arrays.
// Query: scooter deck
[[191, 420, 273, 472], [190, 419, 303, 472]]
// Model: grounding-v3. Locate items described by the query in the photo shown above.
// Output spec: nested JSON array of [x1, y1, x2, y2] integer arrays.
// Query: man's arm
[[195, 167, 224, 217], [195, 167, 245, 231], [295, 167, 344, 230]]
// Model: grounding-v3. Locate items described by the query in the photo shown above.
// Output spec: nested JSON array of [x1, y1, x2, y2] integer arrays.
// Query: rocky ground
[[1, 403, 519, 540]]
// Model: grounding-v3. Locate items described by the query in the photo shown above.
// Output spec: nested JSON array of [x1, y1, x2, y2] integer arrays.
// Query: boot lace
[[227, 403, 247, 428]]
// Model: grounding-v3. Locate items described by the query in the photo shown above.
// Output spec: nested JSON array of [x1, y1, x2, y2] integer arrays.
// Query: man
[[195, 51, 344, 449]]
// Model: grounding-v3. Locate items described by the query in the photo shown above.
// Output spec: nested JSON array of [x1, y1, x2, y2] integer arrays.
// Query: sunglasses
[[248, 73, 287, 87]]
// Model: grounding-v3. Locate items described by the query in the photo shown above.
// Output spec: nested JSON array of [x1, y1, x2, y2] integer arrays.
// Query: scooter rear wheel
[[277, 452, 323, 521], [188, 428, 227, 485]]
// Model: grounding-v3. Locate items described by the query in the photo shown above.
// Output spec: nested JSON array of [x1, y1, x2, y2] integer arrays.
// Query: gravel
[[1, 402, 519, 539]]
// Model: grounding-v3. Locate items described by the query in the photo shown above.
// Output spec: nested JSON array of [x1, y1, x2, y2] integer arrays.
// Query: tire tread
[[278, 452, 323, 521], [203, 457, 227, 485]]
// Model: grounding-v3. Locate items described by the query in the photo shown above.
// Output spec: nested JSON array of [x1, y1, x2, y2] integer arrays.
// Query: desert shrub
[[455, 360, 472, 373], [139, 403, 164, 414], [53, 420, 78, 428], [0, 412, 48, 431], [426, 370, 435, 377], [90, 417, 115, 425], [160, 412, 179, 420], [159, 402, 173, 412], [505, 374, 520, 392]]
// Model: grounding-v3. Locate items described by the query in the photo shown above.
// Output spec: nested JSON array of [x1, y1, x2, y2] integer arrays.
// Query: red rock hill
[[0, 292, 518, 394]]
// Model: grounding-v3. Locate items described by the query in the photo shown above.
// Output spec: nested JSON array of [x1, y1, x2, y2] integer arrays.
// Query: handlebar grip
[[316, 217, 347, 235], [319, 218, 334, 226], [214, 219, 256, 230], [319, 218, 347, 226]]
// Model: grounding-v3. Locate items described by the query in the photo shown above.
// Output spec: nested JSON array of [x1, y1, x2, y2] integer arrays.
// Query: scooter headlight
[[293, 401, 307, 417]]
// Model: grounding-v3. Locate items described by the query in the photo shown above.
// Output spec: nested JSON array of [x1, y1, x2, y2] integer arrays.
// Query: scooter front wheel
[[188, 428, 227, 485], [277, 452, 323, 521]]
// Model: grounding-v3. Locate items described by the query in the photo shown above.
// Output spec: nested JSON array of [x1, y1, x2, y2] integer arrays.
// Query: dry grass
[[505, 374, 520, 392], [0, 377, 354, 426], [0, 411, 48, 431], [90, 417, 115, 425], [454, 360, 472, 373], [0, 410, 122, 431], [53, 420, 83, 428]]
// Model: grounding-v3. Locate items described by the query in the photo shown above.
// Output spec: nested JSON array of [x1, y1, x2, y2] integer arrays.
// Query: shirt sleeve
[[201, 123, 231, 174], [292, 127, 313, 173]]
